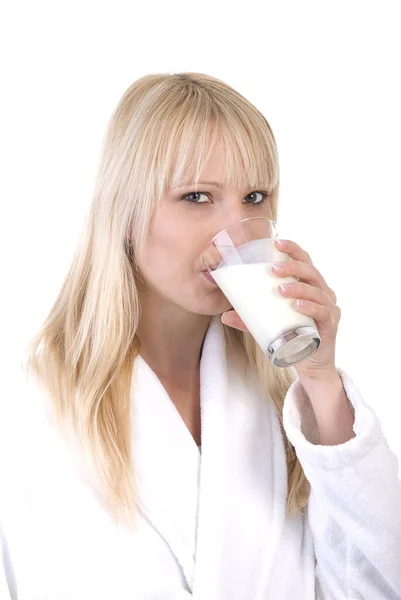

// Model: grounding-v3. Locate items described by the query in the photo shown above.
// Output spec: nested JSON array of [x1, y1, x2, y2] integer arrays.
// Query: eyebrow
[[176, 181, 223, 188], [175, 181, 268, 189]]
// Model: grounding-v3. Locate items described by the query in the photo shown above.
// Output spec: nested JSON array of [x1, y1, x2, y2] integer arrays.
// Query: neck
[[136, 294, 211, 387]]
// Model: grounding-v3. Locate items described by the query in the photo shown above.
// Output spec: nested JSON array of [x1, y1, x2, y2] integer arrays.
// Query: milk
[[211, 261, 316, 354]]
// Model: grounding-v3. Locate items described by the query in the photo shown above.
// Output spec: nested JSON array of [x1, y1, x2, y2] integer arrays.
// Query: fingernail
[[297, 299, 310, 308], [272, 262, 285, 271], [276, 239, 288, 246]]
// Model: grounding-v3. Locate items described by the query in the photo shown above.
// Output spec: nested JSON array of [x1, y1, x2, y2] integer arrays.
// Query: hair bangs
[[152, 103, 279, 203]]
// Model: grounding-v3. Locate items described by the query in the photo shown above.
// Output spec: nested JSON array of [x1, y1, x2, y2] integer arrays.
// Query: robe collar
[[131, 315, 289, 598]]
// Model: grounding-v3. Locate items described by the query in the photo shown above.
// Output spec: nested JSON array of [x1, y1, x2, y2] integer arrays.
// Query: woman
[[1, 72, 400, 599]]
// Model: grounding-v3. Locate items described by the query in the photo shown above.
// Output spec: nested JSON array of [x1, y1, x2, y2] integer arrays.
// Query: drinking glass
[[202, 217, 320, 367]]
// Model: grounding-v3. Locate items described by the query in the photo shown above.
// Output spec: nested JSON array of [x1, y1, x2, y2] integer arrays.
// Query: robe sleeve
[[282, 367, 401, 600], [0, 524, 14, 600]]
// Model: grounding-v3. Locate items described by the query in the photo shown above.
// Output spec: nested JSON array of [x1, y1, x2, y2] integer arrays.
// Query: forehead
[[171, 147, 269, 191], [160, 120, 276, 198]]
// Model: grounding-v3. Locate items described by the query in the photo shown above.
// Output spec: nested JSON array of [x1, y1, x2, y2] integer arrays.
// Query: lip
[[202, 270, 218, 285]]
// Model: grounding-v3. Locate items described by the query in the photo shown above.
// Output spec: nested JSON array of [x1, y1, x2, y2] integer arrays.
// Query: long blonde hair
[[23, 72, 310, 530]]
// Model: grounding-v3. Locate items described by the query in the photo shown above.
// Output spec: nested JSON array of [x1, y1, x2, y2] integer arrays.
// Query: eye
[[244, 191, 268, 204], [181, 192, 210, 204], [180, 190, 269, 205]]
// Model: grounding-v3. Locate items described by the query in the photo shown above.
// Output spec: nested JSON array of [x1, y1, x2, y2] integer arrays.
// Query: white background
[[1, 1, 400, 458]]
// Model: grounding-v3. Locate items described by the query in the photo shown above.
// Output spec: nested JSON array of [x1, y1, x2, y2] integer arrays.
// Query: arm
[[283, 367, 401, 599], [298, 370, 356, 446]]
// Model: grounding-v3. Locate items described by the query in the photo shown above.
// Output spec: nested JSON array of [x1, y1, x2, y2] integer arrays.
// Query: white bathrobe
[[1, 315, 401, 599]]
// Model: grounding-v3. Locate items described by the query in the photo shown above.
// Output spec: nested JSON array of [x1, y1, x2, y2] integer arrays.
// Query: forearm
[[299, 371, 356, 446]]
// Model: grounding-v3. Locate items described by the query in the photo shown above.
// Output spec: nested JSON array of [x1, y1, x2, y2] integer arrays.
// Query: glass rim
[[202, 216, 278, 253], [201, 217, 279, 272]]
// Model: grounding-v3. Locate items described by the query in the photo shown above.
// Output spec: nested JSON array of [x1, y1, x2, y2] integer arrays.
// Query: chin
[[165, 279, 232, 316], [190, 295, 232, 316]]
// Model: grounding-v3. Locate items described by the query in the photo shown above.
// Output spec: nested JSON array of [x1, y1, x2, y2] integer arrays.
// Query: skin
[[135, 139, 355, 446], [135, 140, 273, 441], [136, 139, 274, 388]]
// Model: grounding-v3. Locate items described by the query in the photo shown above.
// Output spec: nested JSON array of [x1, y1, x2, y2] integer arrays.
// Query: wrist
[[297, 366, 340, 386], [297, 369, 356, 445]]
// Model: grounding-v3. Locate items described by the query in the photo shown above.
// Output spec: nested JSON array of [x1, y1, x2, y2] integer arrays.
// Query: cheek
[[140, 222, 192, 282]]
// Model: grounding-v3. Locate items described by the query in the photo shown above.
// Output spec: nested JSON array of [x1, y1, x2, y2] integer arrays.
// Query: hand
[[221, 238, 341, 380]]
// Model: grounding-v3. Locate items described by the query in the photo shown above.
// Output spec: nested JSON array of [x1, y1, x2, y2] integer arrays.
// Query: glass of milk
[[202, 217, 320, 367]]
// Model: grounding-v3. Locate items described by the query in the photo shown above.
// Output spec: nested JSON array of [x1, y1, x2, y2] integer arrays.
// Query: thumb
[[221, 310, 249, 332]]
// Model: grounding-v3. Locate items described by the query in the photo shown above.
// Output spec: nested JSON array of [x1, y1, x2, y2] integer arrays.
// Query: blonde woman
[[1, 72, 400, 599]]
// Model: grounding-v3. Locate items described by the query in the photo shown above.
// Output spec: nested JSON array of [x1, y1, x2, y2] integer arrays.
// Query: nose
[[201, 208, 248, 271], [217, 203, 249, 232]]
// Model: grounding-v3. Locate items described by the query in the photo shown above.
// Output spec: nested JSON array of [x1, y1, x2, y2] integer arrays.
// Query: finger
[[275, 238, 313, 266], [221, 310, 249, 331], [272, 259, 332, 297], [278, 281, 336, 310], [295, 299, 337, 326], [327, 287, 337, 304], [275, 239, 336, 305]]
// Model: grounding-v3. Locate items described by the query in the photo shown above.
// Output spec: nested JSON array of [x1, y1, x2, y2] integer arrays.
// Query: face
[[136, 140, 274, 317]]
